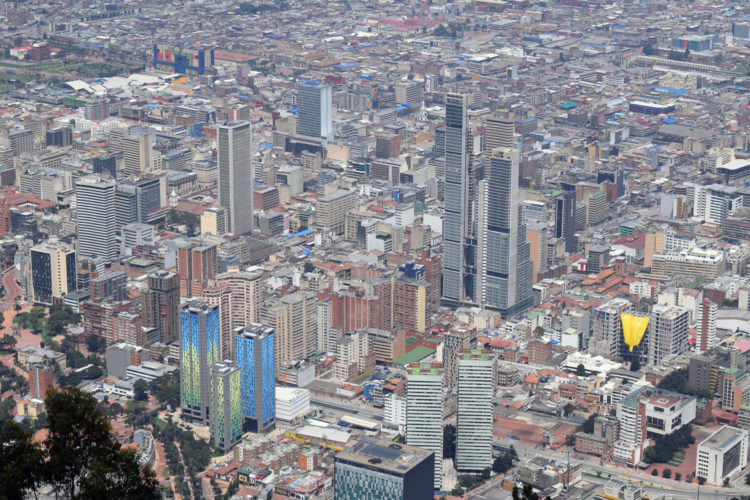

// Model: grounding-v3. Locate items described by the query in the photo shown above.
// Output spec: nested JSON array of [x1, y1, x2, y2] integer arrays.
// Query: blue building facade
[[234, 323, 275, 433], [180, 300, 220, 424]]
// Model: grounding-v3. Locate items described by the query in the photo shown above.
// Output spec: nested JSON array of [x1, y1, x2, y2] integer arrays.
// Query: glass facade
[[180, 302, 219, 423], [234, 324, 275, 433]]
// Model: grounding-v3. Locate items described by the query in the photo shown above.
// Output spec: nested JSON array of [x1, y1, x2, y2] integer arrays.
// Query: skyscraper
[[142, 270, 180, 344], [217, 121, 254, 235], [590, 297, 632, 358], [482, 147, 534, 316], [75, 177, 117, 262], [456, 349, 494, 472], [30, 239, 76, 305], [234, 323, 275, 433], [406, 363, 443, 490], [210, 360, 243, 452], [555, 190, 577, 254], [296, 81, 332, 139], [180, 300, 220, 424], [484, 114, 514, 151], [697, 298, 717, 353], [442, 93, 478, 307]]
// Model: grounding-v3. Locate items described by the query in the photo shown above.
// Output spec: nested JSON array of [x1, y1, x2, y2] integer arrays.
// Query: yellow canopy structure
[[621, 313, 649, 352]]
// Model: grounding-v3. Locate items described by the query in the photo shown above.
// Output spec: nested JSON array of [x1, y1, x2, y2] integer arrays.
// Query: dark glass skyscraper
[[441, 93, 533, 317], [483, 147, 534, 316]]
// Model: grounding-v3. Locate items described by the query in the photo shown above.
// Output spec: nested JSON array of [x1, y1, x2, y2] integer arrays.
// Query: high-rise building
[[142, 271, 180, 344], [296, 81, 332, 139], [92, 152, 116, 177], [180, 300, 220, 424], [334, 437, 435, 500], [234, 324, 275, 433], [443, 326, 476, 392], [115, 175, 165, 227], [28, 364, 54, 400], [526, 222, 548, 284], [648, 305, 689, 366], [217, 121, 254, 235], [217, 271, 264, 332], [176, 238, 217, 298], [406, 363, 443, 490], [590, 298, 632, 358], [554, 190, 577, 254], [375, 133, 400, 159], [261, 291, 317, 368], [456, 349, 494, 472], [697, 299, 718, 353], [442, 93, 479, 308], [202, 283, 232, 360], [481, 147, 534, 316], [484, 114, 514, 151], [209, 360, 243, 452], [30, 239, 76, 305], [121, 130, 154, 177], [75, 177, 117, 262]]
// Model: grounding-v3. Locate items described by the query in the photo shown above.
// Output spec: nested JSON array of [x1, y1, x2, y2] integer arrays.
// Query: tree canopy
[[0, 387, 159, 499]]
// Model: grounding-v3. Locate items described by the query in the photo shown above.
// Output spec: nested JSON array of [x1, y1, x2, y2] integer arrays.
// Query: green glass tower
[[210, 360, 243, 451]]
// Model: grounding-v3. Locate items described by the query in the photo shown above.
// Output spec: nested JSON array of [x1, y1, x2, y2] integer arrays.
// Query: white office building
[[696, 426, 749, 485], [456, 350, 494, 473], [406, 363, 443, 490], [275, 386, 310, 422]]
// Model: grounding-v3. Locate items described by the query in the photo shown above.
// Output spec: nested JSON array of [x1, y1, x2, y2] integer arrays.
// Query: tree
[[86, 334, 104, 353], [563, 403, 575, 417], [576, 364, 586, 376], [643, 43, 657, 56], [662, 468, 671, 479], [443, 424, 456, 459], [651, 469, 659, 476], [134, 379, 149, 401], [0, 421, 46, 500], [723, 478, 730, 487], [675, 472, 681, 481], [0, 333, 16, 351], [44, 387, 159, 498], [698, 476, 706, 485], [492, 448, 516, 474], [630, 358, 641, 372], [745, 472, 750, 485], [580, 413, 597, 434]]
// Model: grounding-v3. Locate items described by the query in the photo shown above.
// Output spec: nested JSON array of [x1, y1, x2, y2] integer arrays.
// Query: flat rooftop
[[336, 437, 432, 474]]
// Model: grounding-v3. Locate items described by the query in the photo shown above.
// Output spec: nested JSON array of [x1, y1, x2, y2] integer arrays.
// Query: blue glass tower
[[180, 300, 220, 424], [234, 323, 275, 433]]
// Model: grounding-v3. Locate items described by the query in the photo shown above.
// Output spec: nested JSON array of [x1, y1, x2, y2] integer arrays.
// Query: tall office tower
[[121, 130, 154, 177], [176, 238, 217, 298], [334, 437, 435, 500], [456, 349, 494, 472], [317, 297, 341, 353], [28, 364, 54, 400], [555, 190, 577, 254], [443, 325, 477, 393], [92, 152, 116, 177], [202, 282, 232, 360], [590, 297, 632, 358], [115, 175, 166, 228], [209, 360, 242, 452], [697, 298, 718, 353], [296, 81, 332, 139], [526, 222, 548, 284], [406, 363, 443, 490], [261, 291, 317, 368], [142, 270, 180, 344], [30, 239, 76, 305], [484, 114, 514, 151], [90, 271, 127, 302], [216, 271, 264, 331], [442, 93, 478, 308], [234, 324, 275, 433], [180, 300, 220, 424], [75, 177, 117, 262], [482, 147, 534, 317], [217, 121, 254, 235], [648, 304, 690, 366]]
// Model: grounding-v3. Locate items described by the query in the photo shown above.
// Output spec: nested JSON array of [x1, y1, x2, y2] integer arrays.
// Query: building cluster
[[4, 0, 750, 497]]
